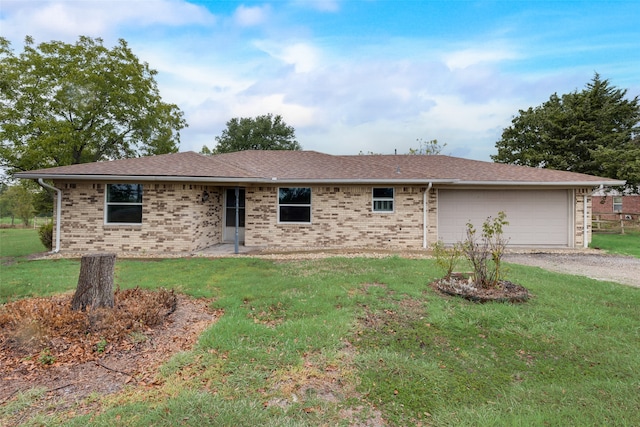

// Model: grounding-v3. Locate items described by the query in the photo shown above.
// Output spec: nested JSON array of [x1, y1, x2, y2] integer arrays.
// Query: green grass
[[591, 231, 640, 257], [2, 229, 639, 426], [0, 228, 47, 258]]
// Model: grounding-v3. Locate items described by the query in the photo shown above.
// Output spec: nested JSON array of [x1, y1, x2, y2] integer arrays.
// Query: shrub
[[432, 240, 464, 279], [38, 221, 53, 251], [462, 211, 509, 288]]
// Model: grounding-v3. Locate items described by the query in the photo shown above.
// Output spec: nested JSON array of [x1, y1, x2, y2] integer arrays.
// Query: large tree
[[204, 114, 301, 154], [0, 36, 187, 175], [492, 74, 640, 191]]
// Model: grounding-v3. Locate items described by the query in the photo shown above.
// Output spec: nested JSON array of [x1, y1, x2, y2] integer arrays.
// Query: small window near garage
[[372, 188, 394, 212], [278, 187, 311, 223], [105, 184, 143, 224], [613, 196, 623, 213]]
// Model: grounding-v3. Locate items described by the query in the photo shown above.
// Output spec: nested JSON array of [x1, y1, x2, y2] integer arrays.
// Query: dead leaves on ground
[[0, 288, 177, 372]]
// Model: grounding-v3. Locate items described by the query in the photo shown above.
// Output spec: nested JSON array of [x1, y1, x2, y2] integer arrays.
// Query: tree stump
[[71, 253, 116, 311]]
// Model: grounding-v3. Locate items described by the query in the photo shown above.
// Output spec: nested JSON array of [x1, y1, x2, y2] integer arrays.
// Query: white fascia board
[[263, 178, 458, 184], [15, 174, 262, 183], [17, 173, 624, 187], [16, 174, 459, 185], [453, 180, 627, 187]]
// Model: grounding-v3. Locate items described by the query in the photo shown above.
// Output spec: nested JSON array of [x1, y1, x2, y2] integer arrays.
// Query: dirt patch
[[0, 291, 220, 416], [266, 340, 385, 427]]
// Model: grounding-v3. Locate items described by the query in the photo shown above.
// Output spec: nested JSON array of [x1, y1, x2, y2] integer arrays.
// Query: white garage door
[[438, 190, 571, 247]]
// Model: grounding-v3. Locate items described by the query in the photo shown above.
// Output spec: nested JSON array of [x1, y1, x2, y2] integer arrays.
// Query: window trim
[[104, 183, 143, 225], [372, 187, 394, 213], [613, 196, 623, 213], [277, 187, 312, 224]]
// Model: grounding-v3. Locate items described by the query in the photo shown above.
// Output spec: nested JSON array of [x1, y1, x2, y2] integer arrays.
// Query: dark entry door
[[224, 188, 245, 242]]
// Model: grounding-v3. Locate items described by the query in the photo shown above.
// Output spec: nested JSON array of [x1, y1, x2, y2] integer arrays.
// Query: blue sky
[[1, 0, 638, 160]]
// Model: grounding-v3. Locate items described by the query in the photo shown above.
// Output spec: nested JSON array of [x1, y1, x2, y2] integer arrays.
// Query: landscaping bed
[[433, 273, 531, 303]]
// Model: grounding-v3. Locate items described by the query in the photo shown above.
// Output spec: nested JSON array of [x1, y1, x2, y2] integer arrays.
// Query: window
[[613, 196, 623, 213], [106, 184, 143, 224], [372, 188, 394, 212], [278, 187, 311, 223]]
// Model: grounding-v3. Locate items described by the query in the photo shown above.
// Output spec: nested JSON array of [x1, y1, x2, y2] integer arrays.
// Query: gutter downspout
[[234, 186, 240, 254], [423, 182, 432, 249], [37, 179, 61, 253]]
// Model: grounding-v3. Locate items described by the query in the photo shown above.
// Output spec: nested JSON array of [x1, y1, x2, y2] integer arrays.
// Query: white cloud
[[443, 47, 519, 70], [254, 40, 322, 73], [0, 0, 213, 41], [233, 4, 271, 27]]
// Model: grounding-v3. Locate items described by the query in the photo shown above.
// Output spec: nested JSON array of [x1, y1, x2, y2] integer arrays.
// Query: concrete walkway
[[196, 243, 263, 256]]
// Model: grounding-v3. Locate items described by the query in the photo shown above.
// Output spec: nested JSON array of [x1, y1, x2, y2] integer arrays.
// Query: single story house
[[16, 150, 625, 254], [592, 191, 639, 220]]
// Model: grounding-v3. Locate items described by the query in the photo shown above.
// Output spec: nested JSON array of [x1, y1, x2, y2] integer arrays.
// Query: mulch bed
[[432, 273, 531, 303]]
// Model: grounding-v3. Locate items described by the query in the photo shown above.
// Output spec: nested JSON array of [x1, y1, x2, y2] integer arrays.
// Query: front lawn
[[1, 229, 639, 426]]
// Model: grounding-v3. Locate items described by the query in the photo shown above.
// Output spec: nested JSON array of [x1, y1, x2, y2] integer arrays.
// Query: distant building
[[592, 189, 640, 220]]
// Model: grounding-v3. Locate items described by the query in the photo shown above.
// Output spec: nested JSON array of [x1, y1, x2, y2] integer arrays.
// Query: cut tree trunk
[[71, 253, 116, 311]]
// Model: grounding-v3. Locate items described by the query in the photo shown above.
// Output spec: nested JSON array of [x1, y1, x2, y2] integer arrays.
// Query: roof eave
[[16, 173, 626, 187], [16, 174, 460, 185], [265, 178, 459, 184], [15, 174, 260, 183], [454, 180, 627, 187]]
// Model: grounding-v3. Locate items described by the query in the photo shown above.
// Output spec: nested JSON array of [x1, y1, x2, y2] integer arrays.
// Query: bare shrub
[[431, 240, 464, 279], [462, 211, 509, 289]]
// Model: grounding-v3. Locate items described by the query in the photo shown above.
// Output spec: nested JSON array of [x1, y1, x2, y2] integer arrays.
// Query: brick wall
[[574, 188, 592, 248], [592, 195, 640, 219], [245, 185, 435, 249], [52, 181, 222, 253], [51, 181, 590, 253]]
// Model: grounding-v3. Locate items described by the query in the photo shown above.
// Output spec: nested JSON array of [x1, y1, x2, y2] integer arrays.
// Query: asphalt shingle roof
[[15, 150, 625, 186]]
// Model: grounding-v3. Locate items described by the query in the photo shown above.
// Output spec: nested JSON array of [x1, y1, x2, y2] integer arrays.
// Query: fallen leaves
[[0, 288, 177, 372]]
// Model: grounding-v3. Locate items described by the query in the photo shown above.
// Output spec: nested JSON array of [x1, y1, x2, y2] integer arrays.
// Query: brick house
[[592, 193, 640, 220], [16, 150, 624, 254]]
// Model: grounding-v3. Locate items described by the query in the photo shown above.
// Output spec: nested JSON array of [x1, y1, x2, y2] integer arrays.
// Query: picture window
[[278, 187, 311, 223], [105, 184, 143, 224]]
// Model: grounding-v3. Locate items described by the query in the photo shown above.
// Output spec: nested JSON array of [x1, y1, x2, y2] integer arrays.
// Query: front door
[[224, 188, 245, 243]]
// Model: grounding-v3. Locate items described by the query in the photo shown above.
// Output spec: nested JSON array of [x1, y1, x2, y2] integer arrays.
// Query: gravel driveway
[[504, 252, 640, 288]]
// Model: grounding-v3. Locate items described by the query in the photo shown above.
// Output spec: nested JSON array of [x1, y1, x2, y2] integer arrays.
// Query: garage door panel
[[438, 190, 570, 247]]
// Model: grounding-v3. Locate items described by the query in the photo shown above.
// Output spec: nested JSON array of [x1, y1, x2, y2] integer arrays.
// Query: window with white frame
[[278, 187, 311, 223], [372, 187, 394, 212], [613, 196, 623, 213], [105, 184, 143, 224]]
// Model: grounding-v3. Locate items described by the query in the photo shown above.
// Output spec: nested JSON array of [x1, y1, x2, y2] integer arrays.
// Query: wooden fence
[[593, 213, 640, 234]]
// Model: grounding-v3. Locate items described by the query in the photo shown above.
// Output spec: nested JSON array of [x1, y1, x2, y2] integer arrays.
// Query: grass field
[[591, 231, 640, 257], [1, 229, 639, 426]]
